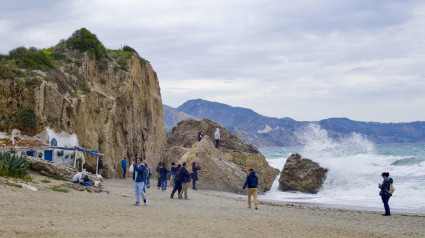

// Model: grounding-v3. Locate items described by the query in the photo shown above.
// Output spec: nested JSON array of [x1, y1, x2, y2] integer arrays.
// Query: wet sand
[[1, 172, 424, 238]]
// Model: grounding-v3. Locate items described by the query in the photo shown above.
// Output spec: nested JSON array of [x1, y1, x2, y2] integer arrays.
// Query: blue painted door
[[26, 151, 34, 157], [44, 150, 53, 161]]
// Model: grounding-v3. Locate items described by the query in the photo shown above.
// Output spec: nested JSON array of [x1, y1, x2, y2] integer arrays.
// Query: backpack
[[169, 167, 174, 175], [174, 170, 182, 181], [387, 183, 395, 194]]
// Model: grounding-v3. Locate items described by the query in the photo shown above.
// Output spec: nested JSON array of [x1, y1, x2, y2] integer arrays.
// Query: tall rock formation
[[0, 28, 167, 177], [167, 119, 279, 192]]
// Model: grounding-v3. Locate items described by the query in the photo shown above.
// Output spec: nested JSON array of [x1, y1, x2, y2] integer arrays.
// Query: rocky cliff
[[0, 28, 167, 177]]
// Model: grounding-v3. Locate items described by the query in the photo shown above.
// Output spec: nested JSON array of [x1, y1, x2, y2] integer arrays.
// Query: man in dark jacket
[[179, 162, 191, 199], [121, 158, 127, 179], [379, 172, 394, 216], [243, 169, 259, 209], [132, 158, 147, 206], [97, 158, 104, 176]]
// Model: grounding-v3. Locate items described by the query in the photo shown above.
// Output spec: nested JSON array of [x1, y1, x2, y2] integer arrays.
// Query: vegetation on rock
[[0, 152, 30, 179], [15, 106, 37, 134], [66, 28, 106, 60]]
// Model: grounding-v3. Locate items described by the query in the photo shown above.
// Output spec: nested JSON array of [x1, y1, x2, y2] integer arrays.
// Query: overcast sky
[[1, 0, 424, 122]]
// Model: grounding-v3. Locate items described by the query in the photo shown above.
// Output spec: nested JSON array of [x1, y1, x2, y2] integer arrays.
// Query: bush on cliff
[[66, 28, 106, 60], [8, 46, 55, 71], [0, 152, 30, 179], [15, 105, 37, 133]]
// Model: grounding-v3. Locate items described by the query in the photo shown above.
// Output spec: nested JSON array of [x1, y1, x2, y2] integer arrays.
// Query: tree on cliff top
[[66, 28, 106, 60]]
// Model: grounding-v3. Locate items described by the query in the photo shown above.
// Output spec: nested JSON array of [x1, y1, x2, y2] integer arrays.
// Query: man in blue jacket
[[379, 172, 394, 216], [179, 162, 191, 199], [132, 158, 147, 206], [243, 168, 259, 210], [121, 158, 127, 179]]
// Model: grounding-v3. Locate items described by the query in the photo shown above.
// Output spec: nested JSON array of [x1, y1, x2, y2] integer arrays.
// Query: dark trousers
[[215, 139, 220, 148], [193, 179, 197, 189], [123, 169, 126, 178], [381, 194, 391, 215], [171, 181, 182, 198], [157, 178, 161, 188]]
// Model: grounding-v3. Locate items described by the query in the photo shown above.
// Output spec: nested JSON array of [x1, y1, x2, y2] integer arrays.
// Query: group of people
[[197, 128, 221, 148], [71, 171, 92, 186]]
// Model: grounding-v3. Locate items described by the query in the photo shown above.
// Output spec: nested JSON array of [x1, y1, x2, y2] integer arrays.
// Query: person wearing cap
[[72, 171, 87, 184], [243, 168, 259, 210]]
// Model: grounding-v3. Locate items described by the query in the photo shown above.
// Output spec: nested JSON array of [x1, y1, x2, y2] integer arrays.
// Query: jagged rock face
[[25, 156, 78, 180], [167, 119, 259, 154], [279, 154, 328, 194], [177, 136, 247, 194], [225, 150, 279, 192], [1, 54, 167, 178], [168, 119, 278, 192], [164, 146, 188, 165]]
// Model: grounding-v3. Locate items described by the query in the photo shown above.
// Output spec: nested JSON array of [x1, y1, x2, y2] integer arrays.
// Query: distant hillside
[[163, 105, 197, 132], [165, 99, 425, 147]]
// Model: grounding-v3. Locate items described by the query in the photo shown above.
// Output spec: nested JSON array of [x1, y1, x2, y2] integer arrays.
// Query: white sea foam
[[260, 124, 425, 214]]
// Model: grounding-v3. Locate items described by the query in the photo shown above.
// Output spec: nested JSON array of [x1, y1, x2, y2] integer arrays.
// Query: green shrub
[[24, 77, 42, 88], [51, 186, 70, 193], [0, 61, 16, 79], [177, 120, 185, 125], [51, 51, 66, 61], [40, 179, 51, 183], [53, 175, 66, 181], [0, 152, 30, 179], [78, 81, 90, 94], [15, 106, 37, 133], [171, 126, 177, 134], [9, 47, 55, 71], [66, 28, 106, 60]]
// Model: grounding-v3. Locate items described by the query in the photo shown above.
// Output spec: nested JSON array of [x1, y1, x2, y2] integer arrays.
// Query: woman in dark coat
[[170, 164, 182, 199], [159, 162, 169, 191], [156, 162, 162, 189], [192, 162, 201, 190]]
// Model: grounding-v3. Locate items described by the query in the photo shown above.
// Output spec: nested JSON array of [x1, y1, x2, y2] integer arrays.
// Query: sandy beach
[[1, 172, 425, 238]]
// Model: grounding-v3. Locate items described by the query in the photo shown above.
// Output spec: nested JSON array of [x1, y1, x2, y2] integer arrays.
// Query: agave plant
[[0, 152, 30, 178]]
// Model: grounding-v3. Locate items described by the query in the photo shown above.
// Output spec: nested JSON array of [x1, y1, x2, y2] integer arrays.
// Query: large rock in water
[[177, 136, 247, 194], [279, 154, 328, 194]]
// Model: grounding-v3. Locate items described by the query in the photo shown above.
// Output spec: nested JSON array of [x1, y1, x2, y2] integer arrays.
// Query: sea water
[[260, 124, 425, 214]]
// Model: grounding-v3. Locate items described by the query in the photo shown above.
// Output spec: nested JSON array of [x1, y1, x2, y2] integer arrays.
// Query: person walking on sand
[[156, 162, 162, 190], [170, 164, 183, 199], [379, 172, 394, 216], [243, 168, 259, 210], [169, 162, 177, 187], [121, 158, 127, 179], [132, 158, 147, 206], [160, 162, 169, 191], [179, 162, 191, 199], [192, 162, 201, 190], [215, 128, 220, 148], [97, 158, 104, 176]]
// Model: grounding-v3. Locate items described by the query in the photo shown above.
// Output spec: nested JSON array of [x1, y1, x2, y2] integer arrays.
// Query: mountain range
[[163, 99, 425, 147]]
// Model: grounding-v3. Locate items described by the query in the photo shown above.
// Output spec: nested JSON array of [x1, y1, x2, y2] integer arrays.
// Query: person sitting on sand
[[379, 172, 394, 216], [170, 164, 182, 199], [83, 175, 92, 186], [179, 162, 191, 199], [160, 162, 169, 191], [72, 171, 87, 184], [132, 158, 148, 206], [243, 168, 259, 210]]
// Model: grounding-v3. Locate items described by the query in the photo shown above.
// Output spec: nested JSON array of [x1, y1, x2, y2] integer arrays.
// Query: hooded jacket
[[243, 171, 258, 189], [215, 128, 220, 140], [133, 164, 147, 182], [72, 171, 87, 183]]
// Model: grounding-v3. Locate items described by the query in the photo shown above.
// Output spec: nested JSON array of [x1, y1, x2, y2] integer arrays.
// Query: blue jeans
[[161, 180, 167, 190], [146, 175, 150, 188], [381, 194, 391, 215], [193, 179, 197, 189], [134, 182, 146, 204], [215, 139, 220, 148]]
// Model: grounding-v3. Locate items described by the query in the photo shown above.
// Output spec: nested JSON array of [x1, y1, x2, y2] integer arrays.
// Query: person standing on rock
[[192, 162, 201, 190], [179, 162, 191, 199], [170, 164, 183, 199], [197, 130, 204, 141], [121, 158, 127, 179], [97, 157, 104, 176], [160, 162, 169, 191], [379, 172, 394, 216], [131, 158, 148, 206], [243, 168, 259, 210], [215, 128, 220, 148]]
